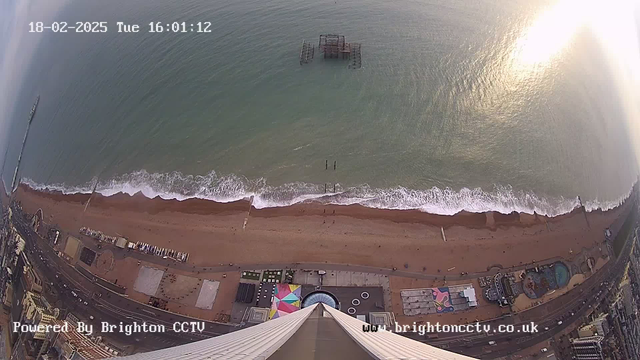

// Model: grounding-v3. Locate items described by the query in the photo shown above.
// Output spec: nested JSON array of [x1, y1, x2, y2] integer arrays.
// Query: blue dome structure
[[301, 291, 339, 309]]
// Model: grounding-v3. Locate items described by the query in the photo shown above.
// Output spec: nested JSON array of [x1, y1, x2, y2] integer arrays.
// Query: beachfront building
[[608, 283, 640, 360], [20, 252, 43, 294], [0, 223, 24, 309], [44, 319, 117, 359], [482, 273, 518, 306], [12, 291, 58, 358], [571, 336, 605, 360], [118, 303, 477, 359], [400, 284, 478, 315], [578, 314, 609, 338]]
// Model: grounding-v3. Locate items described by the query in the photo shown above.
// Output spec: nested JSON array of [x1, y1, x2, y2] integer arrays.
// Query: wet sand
[[11, 185, 633, 274]]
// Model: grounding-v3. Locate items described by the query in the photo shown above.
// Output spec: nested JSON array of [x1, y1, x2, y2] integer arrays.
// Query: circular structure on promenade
[[301, 290, 339, 309], [95, 250, 114, 273], [553, 262, 570, 287], [352, 298, 361, 306], [347, 307, 356, 315], [523, 271, 547, 299], [361, 291, 370, 299], [523, 261, 571, 299], [159, 274, 202, 301]]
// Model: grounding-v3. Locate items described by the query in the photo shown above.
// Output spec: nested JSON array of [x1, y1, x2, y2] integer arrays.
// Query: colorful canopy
[[269, 284, 302, 319]]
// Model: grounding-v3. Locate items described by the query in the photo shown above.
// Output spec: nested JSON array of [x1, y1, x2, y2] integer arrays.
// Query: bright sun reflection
[[508, 0, 640, 85], [513, 0, 596, 67], [463, 0, 640, 129], [508, 0, 640, 169]]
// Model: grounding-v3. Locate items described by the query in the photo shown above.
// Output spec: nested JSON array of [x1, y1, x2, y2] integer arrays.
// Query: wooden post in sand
[[83, 178, 99, 213], [334, 161, 336, 170], [578, 196, 591, 228], [325, 160, 328, 170], [441, 227, 447, 242], [243, 195, 254, 230]]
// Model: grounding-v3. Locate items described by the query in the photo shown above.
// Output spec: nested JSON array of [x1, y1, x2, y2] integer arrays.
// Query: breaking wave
[[20, 169, 632, 217]]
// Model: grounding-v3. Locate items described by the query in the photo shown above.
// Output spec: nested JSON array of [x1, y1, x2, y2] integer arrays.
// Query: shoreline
[[21, 174, 635, 218], [13, 184, 609, 229]]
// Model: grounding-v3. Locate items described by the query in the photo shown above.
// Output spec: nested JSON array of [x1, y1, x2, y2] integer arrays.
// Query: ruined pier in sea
[[299, 34, 362, 69]]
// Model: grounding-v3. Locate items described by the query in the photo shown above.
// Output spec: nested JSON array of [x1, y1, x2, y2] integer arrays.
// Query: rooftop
[[51, 320, 114, 359]]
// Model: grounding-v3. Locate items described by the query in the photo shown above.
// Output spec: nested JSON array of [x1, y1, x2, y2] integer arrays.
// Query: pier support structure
[[298, 34, 362, 69], [299, 40, 315, 65]]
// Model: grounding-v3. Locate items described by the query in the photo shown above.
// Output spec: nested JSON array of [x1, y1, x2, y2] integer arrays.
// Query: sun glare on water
[[512, 0, 640, 71], [511, 0, 640, 168], [464, 0, 640, 149], [514, 0, 593, 66], [507, 0, 640, 97]]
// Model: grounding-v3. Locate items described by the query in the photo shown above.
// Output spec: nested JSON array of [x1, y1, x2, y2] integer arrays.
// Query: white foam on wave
[[20, 169, 633, 217]]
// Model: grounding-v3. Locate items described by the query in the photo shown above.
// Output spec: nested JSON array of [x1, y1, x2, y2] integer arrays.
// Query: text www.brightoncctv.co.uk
[[362, 322, 540, 336]]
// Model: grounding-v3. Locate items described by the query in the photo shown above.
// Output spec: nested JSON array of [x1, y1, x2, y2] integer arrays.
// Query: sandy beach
[[11, 184, 633, 275]]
